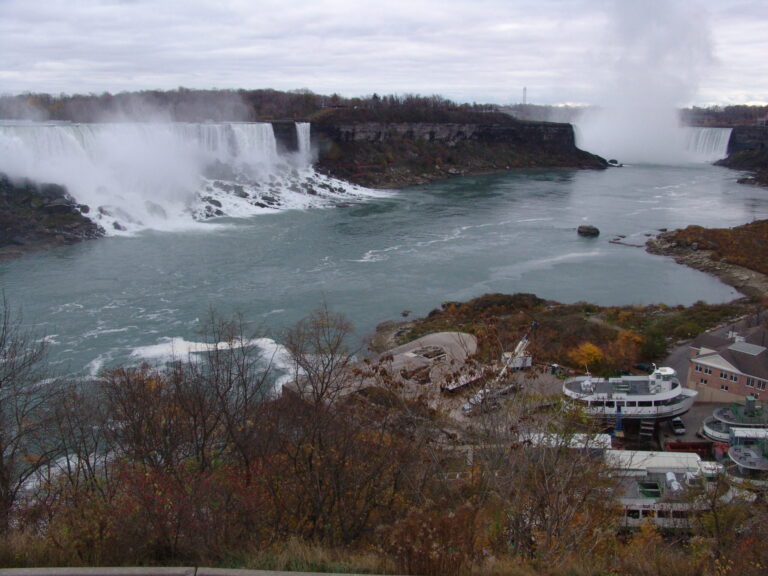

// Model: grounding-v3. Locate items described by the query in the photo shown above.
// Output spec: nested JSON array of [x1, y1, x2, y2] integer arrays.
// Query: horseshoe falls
[[683, 127, 733, 163]]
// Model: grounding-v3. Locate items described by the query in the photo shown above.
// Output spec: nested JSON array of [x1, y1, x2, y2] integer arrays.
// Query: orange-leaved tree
[[567, 341, 604, 372]]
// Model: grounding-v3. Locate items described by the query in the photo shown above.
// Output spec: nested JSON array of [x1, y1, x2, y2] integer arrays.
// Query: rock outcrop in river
[[0, 173, 104, 260]]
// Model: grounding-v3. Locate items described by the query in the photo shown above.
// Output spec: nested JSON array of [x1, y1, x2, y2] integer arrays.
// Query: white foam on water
[[130, 336, 294, 396], [492, 250, 605, 280], [82, 326, 137, 339], [0, 121, 387, 234], [353, 244, 405, 263]]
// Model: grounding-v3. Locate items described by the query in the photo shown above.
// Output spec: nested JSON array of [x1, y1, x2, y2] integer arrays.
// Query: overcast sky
[[1, 0, 766, 106]]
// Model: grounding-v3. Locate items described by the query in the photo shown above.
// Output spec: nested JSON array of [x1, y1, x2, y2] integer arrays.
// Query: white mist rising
[[575, 0, 714, 164], [0, 122, 373, 234]]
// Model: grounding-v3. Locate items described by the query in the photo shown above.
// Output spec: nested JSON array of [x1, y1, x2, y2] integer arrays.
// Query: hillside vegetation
[[0, 89, 498, 124], [2, 300, 768, 575], [394, 292, 755, 376], [662, 220, 768, 276]]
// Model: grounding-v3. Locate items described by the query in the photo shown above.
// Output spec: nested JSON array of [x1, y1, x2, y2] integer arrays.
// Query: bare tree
[[0, 295, 62, 534], [467, 391, 620, 568], [283, 303, 358, 406], [186, 311, 277, 484]]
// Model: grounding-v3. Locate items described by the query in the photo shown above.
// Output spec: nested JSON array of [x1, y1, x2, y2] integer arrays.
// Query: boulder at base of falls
[[0, 173, 104, 260], [577, 225, 600, 237]]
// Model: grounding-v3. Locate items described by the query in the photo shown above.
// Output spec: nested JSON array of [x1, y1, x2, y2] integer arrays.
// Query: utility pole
[[523, 86, 527, 105]]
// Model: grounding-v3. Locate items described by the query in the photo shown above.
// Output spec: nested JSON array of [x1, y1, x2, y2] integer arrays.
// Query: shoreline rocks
[[646, 233, 768, 299], [0, 173, 104, 261]]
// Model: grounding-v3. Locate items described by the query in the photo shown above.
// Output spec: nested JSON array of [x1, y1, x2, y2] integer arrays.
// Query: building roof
[[693, 352, 740, 373], [692, 333, 731, 351], [691, 326, 768, 381], [730, 341, 767, 356], [605, 450, 702, 473]]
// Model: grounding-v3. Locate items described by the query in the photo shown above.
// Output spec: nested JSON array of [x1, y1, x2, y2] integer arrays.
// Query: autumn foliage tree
[[6, 300, 768, 573], [567, 341, 604, 371], [21, 307, 429, 564]]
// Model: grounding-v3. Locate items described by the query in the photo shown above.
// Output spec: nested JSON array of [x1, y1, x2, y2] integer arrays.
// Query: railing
[[586, 395, 695, 419], [702, 416, 731, 443]]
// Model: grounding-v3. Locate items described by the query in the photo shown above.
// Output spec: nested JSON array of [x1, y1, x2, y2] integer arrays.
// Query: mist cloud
[[575, 0, 717, 163]]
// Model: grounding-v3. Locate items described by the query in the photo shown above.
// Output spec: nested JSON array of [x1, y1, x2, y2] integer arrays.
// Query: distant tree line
[[681, 105, 768, 127], [0, 88, 500, 124], [5, 89, 764, 127]]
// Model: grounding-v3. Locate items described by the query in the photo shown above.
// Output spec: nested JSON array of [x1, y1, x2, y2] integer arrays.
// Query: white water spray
[[0, 121, 377, 234], [575, 0, 715, 164]]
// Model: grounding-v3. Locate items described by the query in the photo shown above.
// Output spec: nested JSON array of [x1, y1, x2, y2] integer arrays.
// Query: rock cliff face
[[727, 126, 768, 155], [272, 121, 300, 152], [310, 120, 606, 187], [719, 126, 768, 187], [0, 173, 104, 260]]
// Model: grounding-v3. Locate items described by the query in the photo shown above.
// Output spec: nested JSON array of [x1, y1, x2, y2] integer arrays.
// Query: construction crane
[[463, 320, 537, 413], [493, 320, 537, 384]]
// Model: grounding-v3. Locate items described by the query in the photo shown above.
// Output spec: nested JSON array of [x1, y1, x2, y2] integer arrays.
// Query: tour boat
[[563, 366, 697, 421]]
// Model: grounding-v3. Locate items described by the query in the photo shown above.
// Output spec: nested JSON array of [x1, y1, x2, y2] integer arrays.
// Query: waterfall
[[0, 121, 372, 234], [295, 122, 311, 165], [229, 122, 279, 165], [683, 127, 732, 163]]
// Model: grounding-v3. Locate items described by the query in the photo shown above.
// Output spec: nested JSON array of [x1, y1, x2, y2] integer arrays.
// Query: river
[[2, 159, 767, 375]]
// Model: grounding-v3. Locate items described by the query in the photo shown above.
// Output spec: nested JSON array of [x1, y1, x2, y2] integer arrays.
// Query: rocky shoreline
[[646, 232, 768, 299], [0, 173, 104, 261]]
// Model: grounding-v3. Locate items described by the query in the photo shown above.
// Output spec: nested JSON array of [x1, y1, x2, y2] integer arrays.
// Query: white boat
[[563, 366, 697, 421]]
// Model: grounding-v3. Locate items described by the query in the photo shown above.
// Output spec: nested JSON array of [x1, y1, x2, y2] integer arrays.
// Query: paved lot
[[658, 401, 729, 446]]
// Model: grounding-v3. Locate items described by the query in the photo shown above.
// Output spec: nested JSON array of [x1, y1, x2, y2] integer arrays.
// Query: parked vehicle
[[670, 417, 687, 435]]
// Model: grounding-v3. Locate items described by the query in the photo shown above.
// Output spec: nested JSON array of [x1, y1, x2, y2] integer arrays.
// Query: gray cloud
[[0, 0, 765, 105]]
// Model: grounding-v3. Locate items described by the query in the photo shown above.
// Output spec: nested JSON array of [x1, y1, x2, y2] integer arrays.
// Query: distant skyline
[[1, 0, 766, 107]]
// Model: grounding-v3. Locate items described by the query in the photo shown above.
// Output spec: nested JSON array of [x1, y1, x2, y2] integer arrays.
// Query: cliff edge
[[717, 126, 768, 187], [310, 114, 607, 188]]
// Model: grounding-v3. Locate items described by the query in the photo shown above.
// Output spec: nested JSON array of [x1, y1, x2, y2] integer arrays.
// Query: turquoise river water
[[2, 163, 767, 375]]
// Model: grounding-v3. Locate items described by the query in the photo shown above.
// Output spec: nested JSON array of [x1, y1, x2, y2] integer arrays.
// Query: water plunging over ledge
[[0, 121, 376, 234], [683, 127, 733, 163]]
